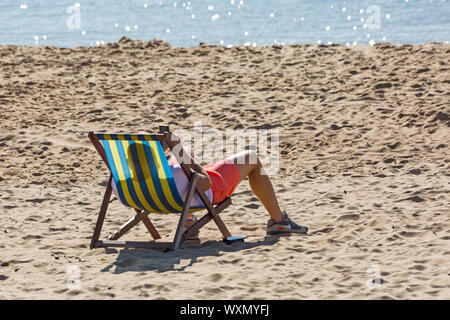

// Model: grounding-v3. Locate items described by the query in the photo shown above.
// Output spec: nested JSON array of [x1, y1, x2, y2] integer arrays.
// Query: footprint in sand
[[337, 214, 360, 221]]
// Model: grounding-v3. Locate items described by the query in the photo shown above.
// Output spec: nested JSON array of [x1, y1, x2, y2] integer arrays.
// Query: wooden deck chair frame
[[88, 131, 233, 251]]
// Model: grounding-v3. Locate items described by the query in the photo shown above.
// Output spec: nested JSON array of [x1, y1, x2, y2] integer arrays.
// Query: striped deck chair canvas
[[88, 130, 233, 251]]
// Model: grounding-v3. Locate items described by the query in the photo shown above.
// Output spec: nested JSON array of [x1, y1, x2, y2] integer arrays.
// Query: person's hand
[[164, 132, 182, 150]]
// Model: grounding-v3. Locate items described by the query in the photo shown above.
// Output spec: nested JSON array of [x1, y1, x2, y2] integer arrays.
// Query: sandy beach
[[0, 38, 449, 299]]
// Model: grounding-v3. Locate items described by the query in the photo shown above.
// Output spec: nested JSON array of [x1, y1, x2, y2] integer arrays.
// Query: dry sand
[[0, 38, 449, 299]]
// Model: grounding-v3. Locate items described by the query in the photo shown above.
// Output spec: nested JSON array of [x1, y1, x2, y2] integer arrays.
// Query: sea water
[[0, 0, 448, 48]]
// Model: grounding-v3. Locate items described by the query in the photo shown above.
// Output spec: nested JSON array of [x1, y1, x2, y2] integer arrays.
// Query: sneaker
[[266, 211, 308, 235]]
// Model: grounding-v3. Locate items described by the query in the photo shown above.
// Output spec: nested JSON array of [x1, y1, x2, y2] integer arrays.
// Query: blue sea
[[0, 0, 449, 48]]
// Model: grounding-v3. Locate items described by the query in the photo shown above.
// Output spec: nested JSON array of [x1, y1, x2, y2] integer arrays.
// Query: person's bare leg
[[227, 150, 284, 222]]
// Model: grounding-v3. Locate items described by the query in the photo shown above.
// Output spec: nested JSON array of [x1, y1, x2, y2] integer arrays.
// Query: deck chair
[[88, 131, 236, 251]]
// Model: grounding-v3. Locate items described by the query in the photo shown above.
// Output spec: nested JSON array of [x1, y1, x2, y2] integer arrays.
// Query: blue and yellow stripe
[[96, 133, 205, 213]]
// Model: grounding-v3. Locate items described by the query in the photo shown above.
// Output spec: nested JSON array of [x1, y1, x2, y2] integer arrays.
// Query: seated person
[[164, 132, 308, 236]]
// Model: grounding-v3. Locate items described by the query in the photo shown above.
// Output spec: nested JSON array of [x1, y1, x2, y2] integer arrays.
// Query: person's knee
[[232, 150, 261, 167], [245, 150, 261, 167]]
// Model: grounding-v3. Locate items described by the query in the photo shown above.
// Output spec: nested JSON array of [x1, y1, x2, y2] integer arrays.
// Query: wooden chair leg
[[90, 175, 113, 249], [109, 211, 142, 240], [109, 208, 161, 241], [209, 211, 231, 239], [181, 197, 232, 243], [171, 173, 198, 251], [195, 185, 232, 239], [138, 210, 161, 240]]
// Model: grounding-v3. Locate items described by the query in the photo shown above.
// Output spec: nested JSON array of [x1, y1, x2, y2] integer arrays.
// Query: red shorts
[[204, 159, 241, 204], [168, 156, 241, 204]]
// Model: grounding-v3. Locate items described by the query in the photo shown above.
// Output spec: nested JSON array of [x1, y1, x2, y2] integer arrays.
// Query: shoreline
[[1, 37, 449, 50]]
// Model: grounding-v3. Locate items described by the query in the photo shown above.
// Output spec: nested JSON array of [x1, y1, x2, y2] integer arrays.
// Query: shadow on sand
[[100, 236, 280, 274]]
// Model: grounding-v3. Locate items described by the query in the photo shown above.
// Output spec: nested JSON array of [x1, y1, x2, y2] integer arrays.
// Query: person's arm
[[164, 132, 212, 191]]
